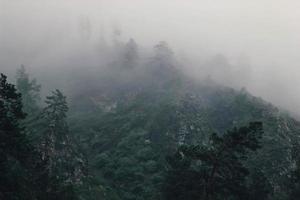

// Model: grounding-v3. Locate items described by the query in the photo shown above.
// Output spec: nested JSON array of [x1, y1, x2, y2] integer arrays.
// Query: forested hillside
[[1, 40, 300, 200]]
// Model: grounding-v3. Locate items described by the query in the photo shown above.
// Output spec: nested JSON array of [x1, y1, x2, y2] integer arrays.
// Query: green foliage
[[163, 122, 265, 200], [3, 43, 300, 200], [289, 167, 300, 200], [66, 73, 300, 200], [39, 89, 86, 199], [0, 73, 37, 199], [247, 168, 273, 200]]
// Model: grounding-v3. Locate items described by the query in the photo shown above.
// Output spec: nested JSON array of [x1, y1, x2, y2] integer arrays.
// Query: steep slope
[[66, 68, 300, 199], [56, 41, 300, 200]]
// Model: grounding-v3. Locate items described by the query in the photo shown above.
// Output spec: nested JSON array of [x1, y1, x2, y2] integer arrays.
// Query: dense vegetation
[[1, 40, 300, 200]]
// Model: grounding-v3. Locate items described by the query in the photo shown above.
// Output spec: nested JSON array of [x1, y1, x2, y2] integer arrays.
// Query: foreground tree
[[0, 73, 36, 199], [163, 122, 266, 200]]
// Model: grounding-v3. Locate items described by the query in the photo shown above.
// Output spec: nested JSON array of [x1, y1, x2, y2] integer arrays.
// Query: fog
[[1, 0, 300, 114]]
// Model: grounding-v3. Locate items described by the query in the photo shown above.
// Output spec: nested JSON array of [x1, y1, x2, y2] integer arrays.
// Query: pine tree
[[39, 89, 85, 199], [16, 65, 42, 145], [0, 73, 36, 199], [163, 122, 265, 200]]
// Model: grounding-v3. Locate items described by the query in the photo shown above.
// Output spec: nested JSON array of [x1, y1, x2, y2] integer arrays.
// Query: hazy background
[[1, 0, 300, 114]]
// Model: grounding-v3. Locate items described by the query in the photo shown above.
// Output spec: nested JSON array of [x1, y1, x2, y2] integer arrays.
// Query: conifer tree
[[0, 73, 36, 199], [163, 122, 265, 200], [39, 89, 85, 199]]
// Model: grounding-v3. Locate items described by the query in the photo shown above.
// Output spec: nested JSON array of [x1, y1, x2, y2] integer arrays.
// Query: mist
[[1, 0, 300, 114]]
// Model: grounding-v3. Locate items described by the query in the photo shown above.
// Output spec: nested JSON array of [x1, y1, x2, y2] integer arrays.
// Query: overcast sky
[[1, 0, 300, 114]]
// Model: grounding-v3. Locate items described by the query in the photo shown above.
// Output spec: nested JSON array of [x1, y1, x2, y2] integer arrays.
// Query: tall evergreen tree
[[39, 89, 85, 199], [16, 65, 42, 144], [163, 122, 265, 200], [0, 73, 36, 199]]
